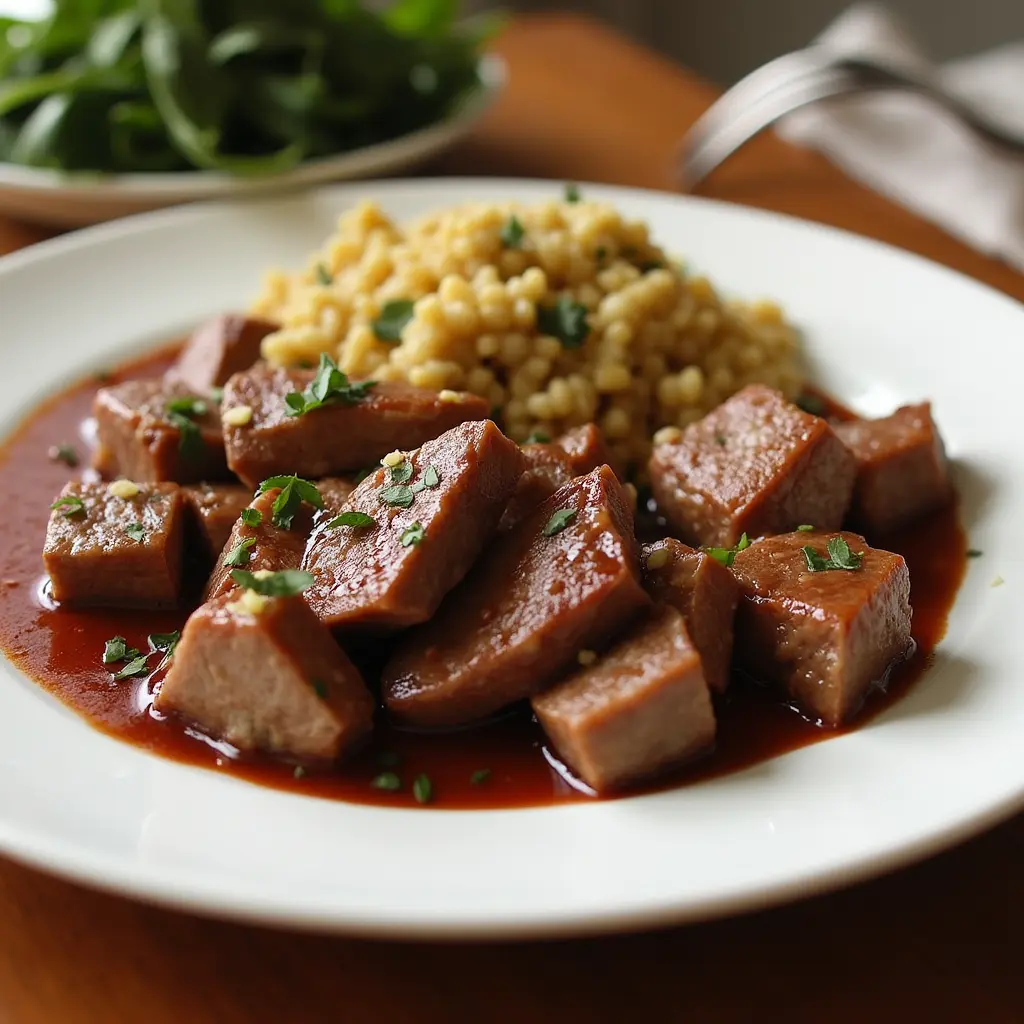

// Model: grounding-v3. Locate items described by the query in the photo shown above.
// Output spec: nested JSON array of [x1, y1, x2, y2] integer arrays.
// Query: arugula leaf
[[543, 508, 576, 537], [372, 299, 415, 344], [223, 537, 255, 567], [230, 568, 314, 597], [537, 297, 590, 349], [326, 511, 376, 529], [284, 353, 375, 416]]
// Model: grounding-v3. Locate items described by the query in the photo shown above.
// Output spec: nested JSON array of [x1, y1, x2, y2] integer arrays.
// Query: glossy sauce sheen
[[0, 356, 968, 809]]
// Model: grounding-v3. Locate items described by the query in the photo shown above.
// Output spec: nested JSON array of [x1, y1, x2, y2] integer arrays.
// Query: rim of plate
[[0, 54, 505, 197], [0, 177, 1023, 940]]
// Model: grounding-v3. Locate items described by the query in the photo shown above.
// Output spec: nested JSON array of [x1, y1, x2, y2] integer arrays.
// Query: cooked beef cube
[[93, 379, 227, 483], [555, 423, 615, 476], [642, 538, 739, 693], [649, 384, 856, 547], [156, 593, 373, 762], [499, 443, 575, 531], [182, 484, 250, 559], [834, 402, 951, 535], [43, 480, 183, 608], [318, 476, 356, 511], [731, 530, 913, 726], [221, 364, 490, 487], [532, 606, 716, 793], [168, 314, 278, 396], [204, 487, 314, 602], [383, 466, 650, 728], [304, 420, 525, 632]]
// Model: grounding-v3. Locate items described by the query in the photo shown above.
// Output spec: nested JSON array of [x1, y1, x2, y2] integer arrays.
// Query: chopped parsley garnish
[[240, 507, 263, 527], [537, 296, 590, 349], [967, 549, 983, 558], [380, 484, 415, 508], [230, 568, 314, 597], [400, 522, 425, 547], [796, 524, 814, 532], [371, 299, 415, 343], [372, 771, 401, 792], [50, 494, 85, 517], [525, 430, 550, 444], [326, 511, 377, 530], [48, 443, 78, 467], [293, 765, 307, 779], [564, 182, 581, 202], [148, 632, 180, 658], [124, 522, 146, 543], [312, 679, 327, 700], [500, 214, 525, 249], [165, 396, 207, 460], [470, 769, 491, 785], [423, 465, 440, 488], [801, 536, 863, 573], [795, 392, 825, 416], [223, 537, 256, 567], [315, 262, 333, 286], [389, 458, 414, 483], [412, 773, 433, 804], [284, 353, 375, 416], [209, 386, 224, 405], [703, 533, 751, 568], [258, 475, 324, 529], [102, 636, 138, 665], [543, 508, 577, 537], [113, 655, 151, 680]]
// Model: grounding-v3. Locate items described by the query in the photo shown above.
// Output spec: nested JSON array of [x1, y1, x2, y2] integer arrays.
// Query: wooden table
[[2, 14, 1022, 1023]]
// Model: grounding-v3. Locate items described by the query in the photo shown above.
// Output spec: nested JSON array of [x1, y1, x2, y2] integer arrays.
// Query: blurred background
[[468, 0, 1024, 82]]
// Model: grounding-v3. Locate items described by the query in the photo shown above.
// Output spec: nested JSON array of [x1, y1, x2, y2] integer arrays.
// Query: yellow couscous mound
[[251, 197, 803, 470]]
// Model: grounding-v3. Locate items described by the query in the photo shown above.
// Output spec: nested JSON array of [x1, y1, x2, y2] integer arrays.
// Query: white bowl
[[0, 55, 505, 227]]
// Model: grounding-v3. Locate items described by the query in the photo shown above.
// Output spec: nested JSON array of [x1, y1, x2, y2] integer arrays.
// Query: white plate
[[0, 56, 504, 228], [0, 179, 1021, 939]]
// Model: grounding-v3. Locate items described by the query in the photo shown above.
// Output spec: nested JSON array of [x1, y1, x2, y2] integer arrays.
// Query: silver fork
[[678, 46, 1024, 190]]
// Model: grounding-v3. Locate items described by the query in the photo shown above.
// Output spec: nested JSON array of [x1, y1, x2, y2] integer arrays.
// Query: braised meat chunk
[[731, 530, 913, 726], [304, 420, 525, 632], [93, 379, 227, 483], [43, 480, 184, 608], [499, 442, 575, 531], [221, 363, 489, 487], [834, 402, 951, 535], [649, 384, 856, 547], [555, 423, 615, 476], [168, 314, 278, 395], [182, 484, 251, 559], [642, 539, 739, 693], [383, 466, 650, 729], [156, 590, 374, 762], [533, 606, 716, 793], [204, 483, 318, 601]]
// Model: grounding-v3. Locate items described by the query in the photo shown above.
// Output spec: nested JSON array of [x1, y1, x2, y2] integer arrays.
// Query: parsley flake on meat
[[543, 508, 577, 536], [423, 465, 440, 488], [325, 511, 376, 529], [795, 392, 825, 416], [371, 299, 415, 343], [165, 396, 207, 460], [400, 522, 425, 546], [258, 475, 324, 529], [124, 522, 146, 543], [796, 524, 814, 532], [48, 443, 78, 467], [537, 296, 590, 349], [801, 536, 863, 573], [412, 773, 433, 804], [230, 568, 314, 597], [223, 537, 256, 567], [703, 532, 751, 568], [500, 214, 525, 249], [372, 771, 401, 791], [284, 353, 375, 416], [50, 495, 85, 517], [380, 484, 415, 508], [389, 458, 414, 483], [240, 507, 263, 527]]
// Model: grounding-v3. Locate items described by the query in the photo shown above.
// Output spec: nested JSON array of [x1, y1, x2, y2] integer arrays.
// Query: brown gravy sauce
[[0, 349, 968, 809]]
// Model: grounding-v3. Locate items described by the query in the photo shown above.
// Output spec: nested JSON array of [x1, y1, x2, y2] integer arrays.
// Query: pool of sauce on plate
[[0, 353, 968, 809]]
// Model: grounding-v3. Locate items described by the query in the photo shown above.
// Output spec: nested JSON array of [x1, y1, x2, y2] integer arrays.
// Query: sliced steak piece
[[499, 442, 576, 531], [168, 314, 278, 396], [317, 476, 356, 513], [532, 606, 716, 793], [834, 402, 951, 535], [221, 364, 489, 487], [555, 423, 615, 476], [304, 420, 525, 632], [642, 538, 739, 693], [649, 384, 856, 547], [156, 592, 373, 762], [182, 484, 250, 559], [383, 466, 650, 729], [43, 480, 183, 608], [93, 379, 227, 483], [204, 486, 316, 601], [731, 530, 913, 726]]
